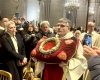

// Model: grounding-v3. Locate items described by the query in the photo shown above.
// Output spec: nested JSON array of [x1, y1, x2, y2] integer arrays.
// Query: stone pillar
[[94, 2, 100, 27], [0, 0, 3, 16], [0, 0, 27, 19], [40, 0, 51, 21], [50, 0, 65, 26], [76, 0, 87, 29], [40, 0, 65, 26]]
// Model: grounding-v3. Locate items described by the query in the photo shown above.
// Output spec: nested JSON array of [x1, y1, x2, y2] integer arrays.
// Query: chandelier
[[65, 0, 80, 10]]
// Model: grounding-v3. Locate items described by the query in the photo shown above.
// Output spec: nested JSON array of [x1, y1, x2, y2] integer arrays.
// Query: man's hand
[[83, 45, 98, 58], [21, 57, 27, 65], [92, 46, 100, 54]]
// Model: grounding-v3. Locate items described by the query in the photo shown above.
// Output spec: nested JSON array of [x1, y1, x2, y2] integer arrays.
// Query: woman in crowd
[[1, 21, 27, 80]]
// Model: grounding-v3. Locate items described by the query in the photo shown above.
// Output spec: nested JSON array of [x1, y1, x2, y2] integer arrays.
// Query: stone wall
[[50, 0, 65, 26], [0, 0, 100, 27], [0, 0, 27, 19]]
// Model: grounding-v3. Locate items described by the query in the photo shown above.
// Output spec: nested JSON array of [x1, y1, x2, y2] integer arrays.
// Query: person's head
[[2, 18, 9, 28], [28, 23, 34, 32], [34, 27, 39, 32], [87, 21, 95, 33], [74, 30, 81, 39], [17, 19, 22, 25], [11, 16, 17, 23], [56, 18, 72, 37], [0, 16, 3, 26], [20, 17, 25, 24], [7, 21, 17, 35], [40, 21, 50, 32]]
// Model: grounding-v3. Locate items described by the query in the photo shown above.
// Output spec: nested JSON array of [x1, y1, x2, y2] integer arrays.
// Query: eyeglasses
[[55, 24, 69, 28], [3, 20, 8, 22]]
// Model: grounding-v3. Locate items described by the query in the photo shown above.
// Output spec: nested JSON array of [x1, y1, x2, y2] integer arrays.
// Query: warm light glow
[[65, 0, 80, 10], [89, 7, 94, 15], [27, 0, 39, 21]]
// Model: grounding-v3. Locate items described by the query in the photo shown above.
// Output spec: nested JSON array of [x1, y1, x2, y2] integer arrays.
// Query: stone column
[[50, 0, 65, 26], [0, 0, 27, 19], [39, 0, 65, 26]]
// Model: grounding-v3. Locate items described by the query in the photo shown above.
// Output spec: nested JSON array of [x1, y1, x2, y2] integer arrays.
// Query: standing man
[[35, 20, 55, 41], [1, 21, 27, 80], [87, 21, 100, 47], [31, 18, 87, 80], [0, 17, 6, 70], [55, 18, 87, 80], [82, 21, 100, 47], [82, 21, 100, 80], [0, 17, 9, 36]]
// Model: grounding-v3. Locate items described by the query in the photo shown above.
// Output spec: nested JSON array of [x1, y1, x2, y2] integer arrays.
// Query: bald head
[[2, 18, 9, 22], [88, 21, 95, 27], [87, 21, 95, 33]]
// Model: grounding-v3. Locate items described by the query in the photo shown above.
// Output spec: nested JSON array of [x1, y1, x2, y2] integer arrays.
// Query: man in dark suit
[[0, 16, 7, 70], [1, 21, 27, 80], [84, 45, 100, 80]]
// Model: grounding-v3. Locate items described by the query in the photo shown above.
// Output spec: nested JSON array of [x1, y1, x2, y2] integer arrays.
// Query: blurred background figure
[[82, 21, 100, 47], [35, 20, 55, 41], [74, 30, 82, 41], [83, 21, 100, 80]]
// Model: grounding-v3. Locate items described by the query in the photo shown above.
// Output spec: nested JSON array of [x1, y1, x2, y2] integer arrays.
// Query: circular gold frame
[[39, 37, 60, 55]]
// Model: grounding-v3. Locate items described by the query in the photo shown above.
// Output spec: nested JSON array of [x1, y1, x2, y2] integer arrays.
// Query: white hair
[[40, 21, 50, 27]]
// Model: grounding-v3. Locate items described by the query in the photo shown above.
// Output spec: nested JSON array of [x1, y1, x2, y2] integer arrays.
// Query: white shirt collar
[[0, 26, 5, 30], [58, 32, 73, 39]]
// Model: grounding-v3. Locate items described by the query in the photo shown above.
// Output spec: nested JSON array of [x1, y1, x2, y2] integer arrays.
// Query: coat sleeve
[[88, 56, 100, 80]]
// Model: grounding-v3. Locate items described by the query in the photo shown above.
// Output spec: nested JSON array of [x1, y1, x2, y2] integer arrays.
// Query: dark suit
[[0, 29, 7, 70], [1, 32, 26, 80], [88, 56, 100, 80]]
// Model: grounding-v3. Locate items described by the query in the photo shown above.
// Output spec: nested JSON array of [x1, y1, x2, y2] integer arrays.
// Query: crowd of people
[[0, 16, 100, 80]]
